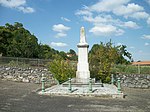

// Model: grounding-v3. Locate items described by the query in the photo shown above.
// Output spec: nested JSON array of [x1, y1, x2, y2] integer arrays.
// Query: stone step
[[62, 82, 103, 87]]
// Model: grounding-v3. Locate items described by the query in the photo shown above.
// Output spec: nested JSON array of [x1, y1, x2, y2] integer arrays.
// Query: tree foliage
[[0, 22, 77, 61], [48, 59, 76, 84], [0, 22, 39, 58], [89, 41, 132, 83], [67, 49, 77, 61]]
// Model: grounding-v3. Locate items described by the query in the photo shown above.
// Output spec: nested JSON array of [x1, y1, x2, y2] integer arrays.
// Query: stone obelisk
[[76, 27, 90, 83]]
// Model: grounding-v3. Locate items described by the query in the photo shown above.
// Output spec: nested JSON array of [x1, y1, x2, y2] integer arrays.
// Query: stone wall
[[0, 66, 150, 89], [0, 66, 57, 84], [117, 74, 150, 89]]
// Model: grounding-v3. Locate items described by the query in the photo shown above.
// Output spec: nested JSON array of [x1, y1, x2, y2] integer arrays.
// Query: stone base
[[62, 78, 103, 87], [38, 84, 123, 98], [76, 71, 90, 83]]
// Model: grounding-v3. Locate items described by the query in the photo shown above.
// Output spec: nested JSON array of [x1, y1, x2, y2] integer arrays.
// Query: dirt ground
[[0, 79, 150, 112]]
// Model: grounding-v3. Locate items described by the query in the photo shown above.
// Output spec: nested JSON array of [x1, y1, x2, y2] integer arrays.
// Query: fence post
[[89, 78, 93, 93], [68, 78, 72, 93], [138, 64, 140, 74], [117, 77, 121, 93], [41, 74, 46, 93], [111, 74, 114, 85]]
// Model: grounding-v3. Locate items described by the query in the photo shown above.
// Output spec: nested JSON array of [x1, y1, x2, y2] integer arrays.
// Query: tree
[[89, 41, 132, 83], [67, 49, 77, 61], [59, 51, 67, 60], [69, 49, 76, 55], [0, 22, 39, 58]]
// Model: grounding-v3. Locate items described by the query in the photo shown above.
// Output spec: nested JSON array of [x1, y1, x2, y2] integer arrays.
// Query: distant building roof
[[132, 61, 150, 66]]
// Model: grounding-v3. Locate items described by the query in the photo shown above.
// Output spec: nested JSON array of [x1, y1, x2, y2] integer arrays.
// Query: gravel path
[[0, 79, 150, 112]]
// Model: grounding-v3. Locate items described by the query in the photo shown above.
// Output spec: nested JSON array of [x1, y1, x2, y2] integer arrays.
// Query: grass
[[112, 64, 150, 74]]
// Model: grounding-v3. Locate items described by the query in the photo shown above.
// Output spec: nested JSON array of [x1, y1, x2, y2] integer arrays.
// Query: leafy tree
[[59, 51, 67, 60], [0, 22, 39, 58], [89, 41, 132, 83], [68, 49, 76, 55], [67, 49, 77, 61]]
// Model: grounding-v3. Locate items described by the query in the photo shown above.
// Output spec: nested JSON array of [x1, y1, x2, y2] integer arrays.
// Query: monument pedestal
[[76, 71, 90, 83]]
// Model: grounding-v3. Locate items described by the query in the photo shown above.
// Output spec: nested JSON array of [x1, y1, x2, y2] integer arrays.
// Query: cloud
[[50, 42, 68, 47], [79, 0, 149, 20], [52, 24, 70, 38], [0, 0, 26, 8], [147, 17, 150, 25], [75, 0, 148, 36], [52, 24, 70, 32], [89, 24, 124, 36], [18, 6, 35, 13], [83, 15, 119, 24], [129, 12, 149, 19], [141, 35, 150, 39], [55, 32, 67, 38], [0, 0, 35, 13], [89, 0, 149, 20], [90, 0, 130, 12], [146, 0, 150, 5], [75, 9, 92, 16], [61, 17, 71, 22], [123, 21, 139, 29], [113, 3, 144, 18], [81, 14, 139, 36], [145, 42, 149, 46]]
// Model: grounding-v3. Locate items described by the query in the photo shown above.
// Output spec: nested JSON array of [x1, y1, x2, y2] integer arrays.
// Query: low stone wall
[[0, 66, 56, 84], [0, 66, 150, 89], [117, 74, 150, 89]]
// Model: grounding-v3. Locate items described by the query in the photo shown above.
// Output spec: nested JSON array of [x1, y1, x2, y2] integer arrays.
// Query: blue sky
[[0, 0, 150, 61]]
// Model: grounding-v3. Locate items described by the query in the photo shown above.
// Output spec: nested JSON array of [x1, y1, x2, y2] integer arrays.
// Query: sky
[[0, 0, 150, 61]]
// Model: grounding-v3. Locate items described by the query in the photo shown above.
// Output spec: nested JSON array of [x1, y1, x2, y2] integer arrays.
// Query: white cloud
[[147, 17, 150, 25], [52, 24, 70, 32], [18, 6, 35, 13], [90, 0, 130, 12], [89, 24, 124, 36], [142, 35, 150, 39], [0, 0, 35, 13], [129, 12, 149, 19], [50, 42, 68, 47], [83, 15, 119, 25], [55, 32, 67, 38], [145, 42, 149, 46], [83, 0, 149, 20], [75, 9, 92, 16], [75, 5, 92, 16], [113, 3, 144, 17], [52, 24, 70, 38], [0, 0, 26, 8], [61, 17, 71, 22], [123, 21, 139, 29]]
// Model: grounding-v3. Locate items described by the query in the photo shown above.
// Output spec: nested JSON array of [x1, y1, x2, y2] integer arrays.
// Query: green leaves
[[89, 40, 132, 83], [48, 59, 75, 84]]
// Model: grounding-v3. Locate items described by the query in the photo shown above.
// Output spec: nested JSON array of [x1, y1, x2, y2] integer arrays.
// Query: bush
[[48, 59, 75, 84]]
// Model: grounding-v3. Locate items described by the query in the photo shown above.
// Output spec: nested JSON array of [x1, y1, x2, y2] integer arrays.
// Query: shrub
[[48, 59, 75, 84]]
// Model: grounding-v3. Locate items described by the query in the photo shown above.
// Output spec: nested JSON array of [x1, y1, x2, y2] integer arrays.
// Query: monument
[[76, 27, 90, 83], [39, 27, 123, 98]]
